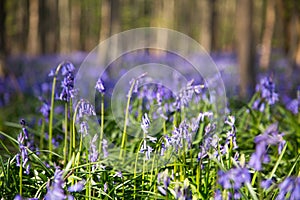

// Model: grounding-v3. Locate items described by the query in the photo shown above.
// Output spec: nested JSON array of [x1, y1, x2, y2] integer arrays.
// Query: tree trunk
[[70, 0, 81, 51], [0, 0, 6, 77], [99, 0, 111, 42], [199, 0, 217, 53], [236, 0, 256, 99], [59, 0, 71, 54], [110, 0, 120, 35], [40, 0, 59, 54], [295, 15, 300, 67], [259, 0, 276, 70], [27, 0, 40, 56], [151, 0, 174, 54]]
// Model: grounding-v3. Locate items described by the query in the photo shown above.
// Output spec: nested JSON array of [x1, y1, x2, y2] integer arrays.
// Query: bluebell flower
[[286, 99, 298, 114], [249, 123, 286, 171], [16, 119, 31, 175], [68, 180, 85, 192], [173, 80, 205, 110], [113, 171, 123, 178], [277, 177, 300, 200], [141, 113, 150, 133], [261, 179, 273, 189], [104, 182, 108, 192], [95, 77, 105, 94], [79, 121, 89, 137], [140, 113, 156, 160], [257, 76, 279, 105], [102, 139, 108, 158], [218, 167, 250, 198], [45, 168, 67, 200], [89, 134, 99, 163], [174, 179, 192, 200], [253, 76, 278, 112], [53, 62, 76, 102], [14, 195, 23, 200], [39, 99, 50, 119], [77, 101, 96, 119], [214, 189, 222, 200], [157, 169, 171, 196], [224, 116, 238, 150], [128, 73, 147, 96]]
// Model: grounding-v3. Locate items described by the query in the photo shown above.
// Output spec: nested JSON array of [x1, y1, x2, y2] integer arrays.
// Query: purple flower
[[173, 80, 204, 110], [249, 123, 286, 171], [261, 179, 273, 189], [39, 99, 50, 119], [14, 195, 23, 200], [68, 180, 85, 192], [113, 171, 123, 178], [157, 169, 171, 196], [257, 76, 279, 105], [277, 177, 300, 200], [16, 119, 32, 175], [104, 182, 108, 192], [95, 77, 105, 94], [45, 168, 67, 200], [141, 113, 150, 133], [102, 139, 108, 158], [55, 62, 76, 102], [286, 99, 298, 114], [253, 76, 278, 111], [77, 101, 96, 119], [140, 140, 154, 160], [218, 167, 250, 191], [89, 134, 99, 163]]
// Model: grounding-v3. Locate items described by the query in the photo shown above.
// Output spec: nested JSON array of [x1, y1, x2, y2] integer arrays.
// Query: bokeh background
[[0, 0, 300, 107]]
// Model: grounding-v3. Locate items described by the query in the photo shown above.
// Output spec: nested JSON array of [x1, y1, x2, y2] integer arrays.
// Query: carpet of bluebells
[[0, 57, 300, 200]]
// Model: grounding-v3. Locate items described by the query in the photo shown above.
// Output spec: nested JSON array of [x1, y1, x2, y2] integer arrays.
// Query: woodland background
[[0, 0, 300, 97]]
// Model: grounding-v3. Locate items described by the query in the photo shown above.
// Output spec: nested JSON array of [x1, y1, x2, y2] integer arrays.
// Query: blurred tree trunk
[[277, 0, 300, 70], [236, 0, 256, 98], [27, 0, 40, 56], [99, 0, 111, 42], [98, 0, 120, 67], [260, 0, 276, 70], [199, 0, 217, 53], [40, 0, 59, 54], [290, 4, 300, 68], [151, 0, 174, 54], [0, 0, 6, 77], [70, 0, 81, 51], [110, 0, 120, 35], [59, 0, 71, 54], [295, 15, 300, 67]]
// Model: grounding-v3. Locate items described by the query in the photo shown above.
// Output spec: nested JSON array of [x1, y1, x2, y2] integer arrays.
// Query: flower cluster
[[217, 167, 251, 199], [45, 168, 85, 199], [253, 76, 278, 111], [157, 169, 171, 196], [174, 79, 204, 110], [16, 119, 34, 175], [249, 123, 286, 171], [49, 62, 76, 102], [89, 134, 99, 163], [140, 113, 156, 160], [174, 179, 193, 200], [277, 176, 300, 200]]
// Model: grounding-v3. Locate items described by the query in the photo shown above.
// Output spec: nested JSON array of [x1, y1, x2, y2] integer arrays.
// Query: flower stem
[[49, 62, 63, 161], [19, 160, 22, 196], [119, 79, 136, 159], [99, 94, 105, 154], [40, 118, 45, 150], [64, 103, 68, 165]]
